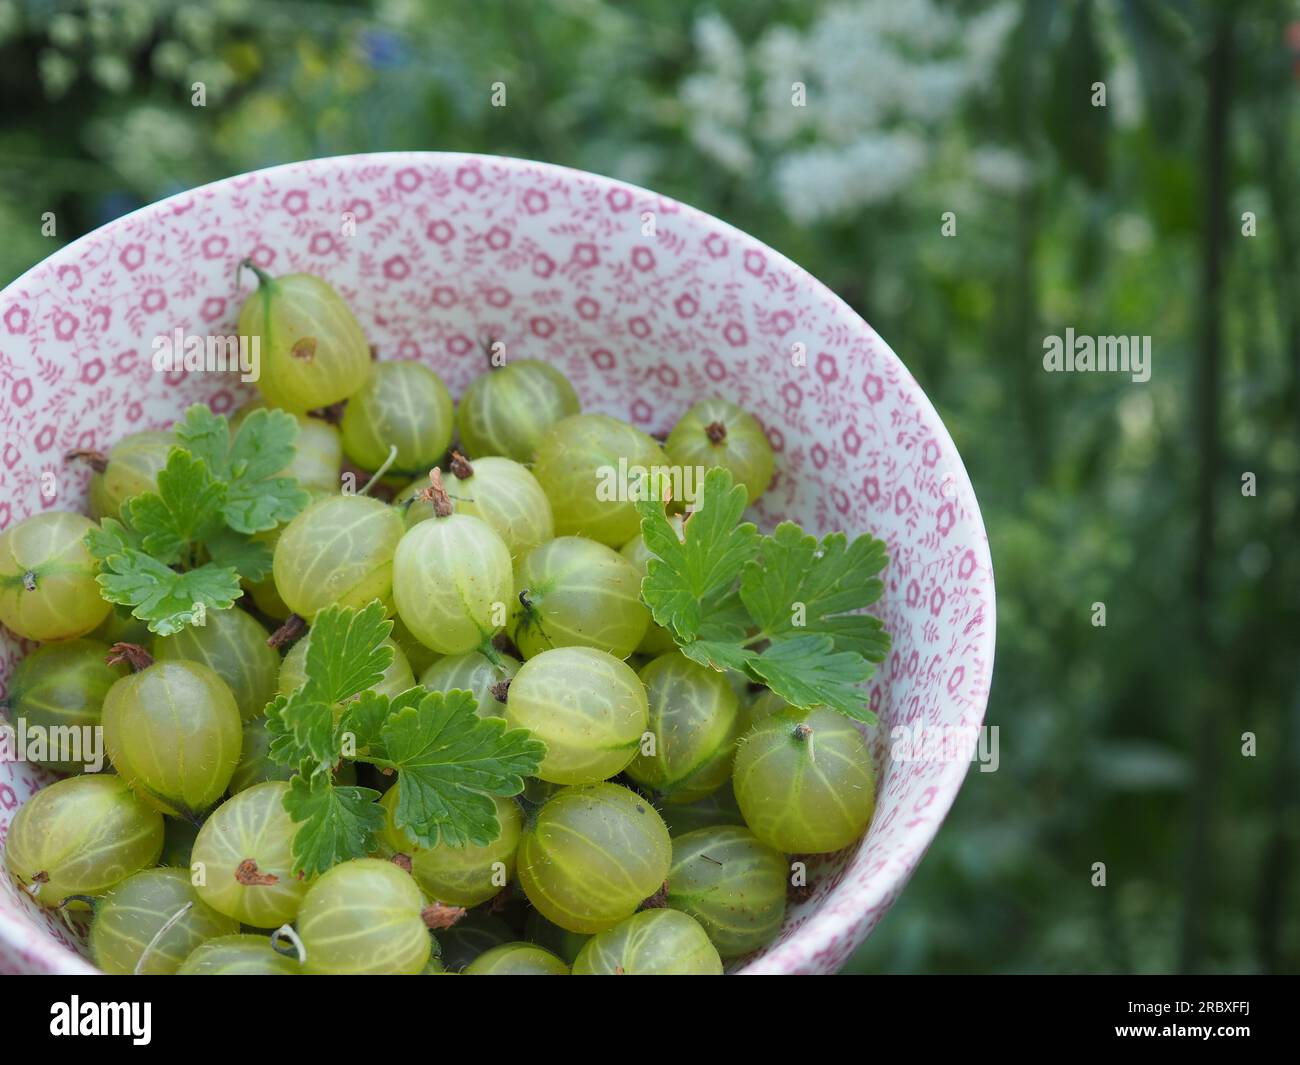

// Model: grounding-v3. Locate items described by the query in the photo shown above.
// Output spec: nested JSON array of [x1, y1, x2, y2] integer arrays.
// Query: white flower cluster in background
[[680, 14, 756, 175], [680, 0, 1027, 222]]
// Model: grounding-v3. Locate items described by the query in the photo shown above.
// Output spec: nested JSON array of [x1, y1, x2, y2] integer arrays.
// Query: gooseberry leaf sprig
[[84, 404, 309, 636], [266, 601, 546, 877], [175, 404, 308, 533], [636, 467, 891, 724]]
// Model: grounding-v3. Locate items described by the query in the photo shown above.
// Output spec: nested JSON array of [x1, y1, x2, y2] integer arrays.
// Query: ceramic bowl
[[0, 153, 994, 975]]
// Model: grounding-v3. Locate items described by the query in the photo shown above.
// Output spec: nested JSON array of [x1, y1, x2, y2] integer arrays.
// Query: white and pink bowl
[[0, 152, 994, 975]]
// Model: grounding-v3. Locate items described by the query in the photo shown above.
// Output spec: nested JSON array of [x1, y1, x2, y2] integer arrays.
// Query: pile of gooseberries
[[1, 264, 880, 976]]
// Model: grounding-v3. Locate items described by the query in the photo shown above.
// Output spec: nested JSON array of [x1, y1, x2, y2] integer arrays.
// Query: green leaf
[[267, 690, 337, 770], [282, 773, 384, 877], [93, 552, 241, 636], [173, 404, 231, 476], [637, 467, 758, 641], [379, 689, 546, 849], [205, 528, 273, 582], [304, 601, 395, 705], [264, 693, 292, 750], [122, 449, 226, 563], [223, 408, 309, 533], [679, 638, 757, 675], [84, 517, 140, 562], [224, 475, 308, 535], [174, 403, 308, 533], [741, 522, 890, 661], [749, 635, 877, 723], [227, 407, 301, 482], [633, 466, 890, 724], [336, 689, 415, 757]]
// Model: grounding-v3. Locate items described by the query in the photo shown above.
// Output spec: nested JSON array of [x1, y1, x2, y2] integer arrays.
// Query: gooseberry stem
[[238, 257, 275, 290], [267, 613, 307, 650], [358, 445, 399, 497], [477, 635, 505, 669], [134, 901, 194, 975], [271, 923, 307, 964], [58, 894, 97, 910], [56, 894, 97, 937]]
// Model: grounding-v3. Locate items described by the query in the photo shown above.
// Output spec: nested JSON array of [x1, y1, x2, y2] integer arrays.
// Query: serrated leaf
[[123, 449, 226, 563], [741, 522, 890, 661], [679, 638, 757, 675], [380, 689, 546, 849], [94, 551, 241, 636], [205, 528, 273, 582], [223, 408, 309, 533], [267, 689, 337, 770], [336, 689, 414, 758], [264, 693, 292, 752], [749, 635, 877, 723], [84, 517, 140, 562], [282, 773, 384, 877], [637, 466, 758, 641], [304, 602, 395, 705], [173, 404, 231, 476], [227, 407, 300, 482], [174, 403, 307, 534], [695, 589, 752, 644], [224, 476, 309, 535]]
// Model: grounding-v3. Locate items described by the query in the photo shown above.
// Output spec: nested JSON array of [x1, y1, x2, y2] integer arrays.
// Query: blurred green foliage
[[0, 0, 1296, 973]]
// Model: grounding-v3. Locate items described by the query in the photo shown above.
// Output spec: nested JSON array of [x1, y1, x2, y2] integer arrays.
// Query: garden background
[[1, 0, 1296, 973]]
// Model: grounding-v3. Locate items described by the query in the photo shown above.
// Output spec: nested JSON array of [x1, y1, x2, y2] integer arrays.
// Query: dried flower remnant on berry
[[449, 451, 474, 479], [415, 468, 455, 518], [422, 902, 467, 930], [65, 448, 109, 473], [640, 881, 670, 909], [235, 859, 279, 886], [107, 642, 154, 672]]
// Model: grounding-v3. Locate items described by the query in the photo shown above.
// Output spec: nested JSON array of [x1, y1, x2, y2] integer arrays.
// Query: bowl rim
[[0, 150, 996, 975]]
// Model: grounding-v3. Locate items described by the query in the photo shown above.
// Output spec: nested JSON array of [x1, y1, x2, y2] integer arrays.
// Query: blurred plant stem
[[1180, 4, 1234, 974], [1253, 3, 1300, 975]]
